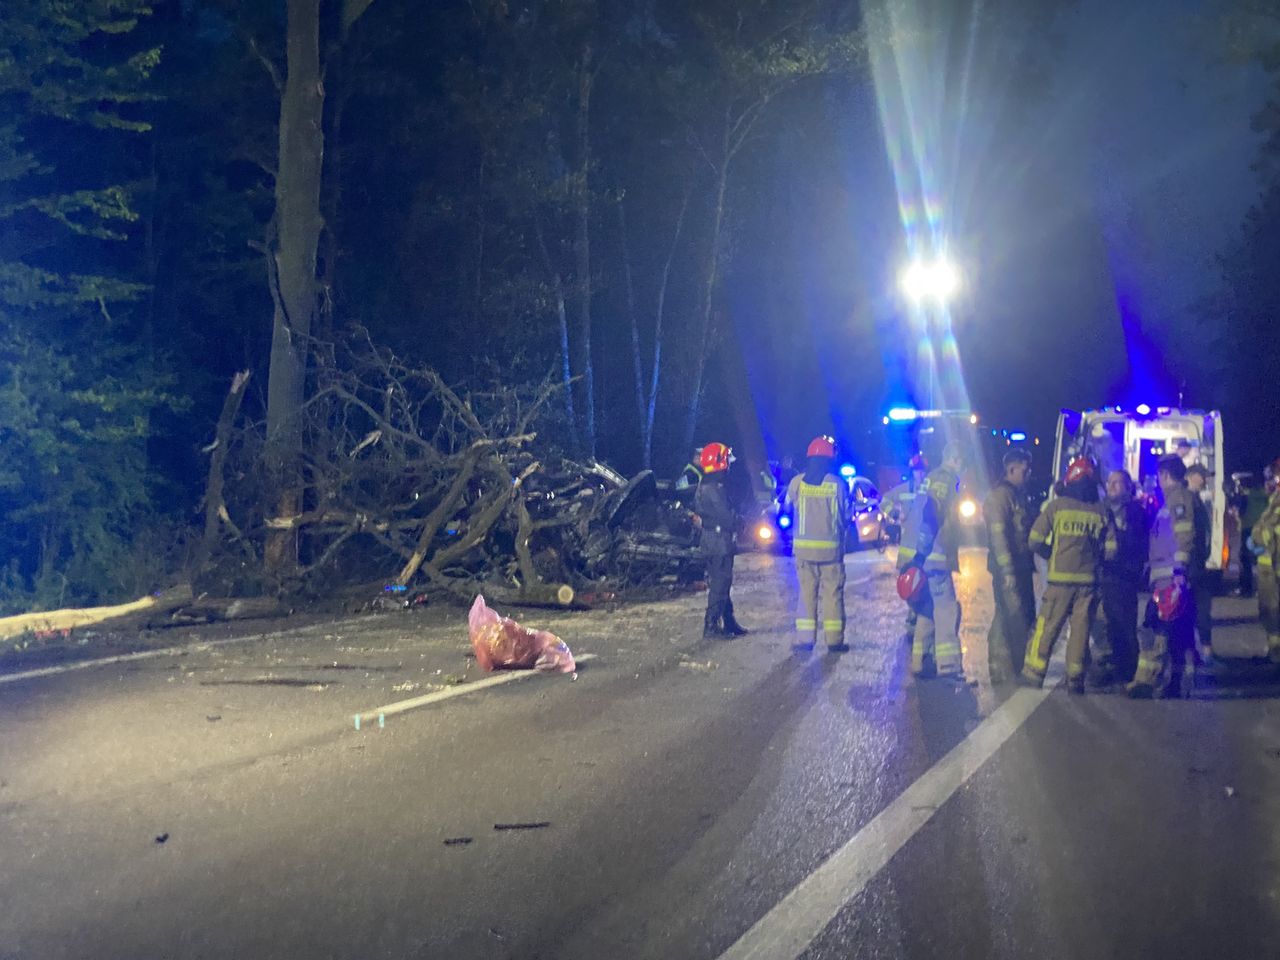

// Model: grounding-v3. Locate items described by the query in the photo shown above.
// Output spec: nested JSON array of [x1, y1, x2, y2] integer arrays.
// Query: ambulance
[[1051, 406, 1239, 581]]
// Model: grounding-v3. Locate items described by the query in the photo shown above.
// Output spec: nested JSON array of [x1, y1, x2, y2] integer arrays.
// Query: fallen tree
[[197, 335, 703, 606]]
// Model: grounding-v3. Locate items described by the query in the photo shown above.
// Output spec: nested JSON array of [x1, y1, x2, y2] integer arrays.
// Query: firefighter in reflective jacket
[[887, 453, 929, 642], [1127, 455, 1204, 698], [1024, 458, 1115, 694], [984, 448, 1035, 684], [900, 443, 965, 678], [1249, 459, 1280, 663], [695, 442, 749, 638], [1090, 469, 1148, 685], [784, 436, 849, 652]]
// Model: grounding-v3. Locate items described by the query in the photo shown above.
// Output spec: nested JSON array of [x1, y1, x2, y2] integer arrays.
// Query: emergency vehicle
[[1051, 406, 1239, 580]]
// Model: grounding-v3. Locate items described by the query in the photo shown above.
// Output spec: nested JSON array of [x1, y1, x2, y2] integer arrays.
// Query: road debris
[[154, 833, 169, 844], [443, 837, 473, 846], [494, 822, 551, 831], [469, 595, 575, 673], [1225, 786, 1237, 798], [679, 655, 718, 672]]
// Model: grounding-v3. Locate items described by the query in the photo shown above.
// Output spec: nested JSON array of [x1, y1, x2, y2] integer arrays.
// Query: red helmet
[[1065, 457, 1095, 485], [897, 565, 926, 602], [807, 435, 836, 459], [1153, 581, 1186, 622], [700, 442, 733, 474], [908, 453, 928, 471]]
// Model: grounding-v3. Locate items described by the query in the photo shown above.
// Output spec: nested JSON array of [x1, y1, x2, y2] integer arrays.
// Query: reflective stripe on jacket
[[901, 467, 958, 572], [1148, 484, 1199, 583], [785, 473, 848, 563], [1029, 496, 1113, 585], [1255, 493, 1280, 570], [984, 480, 1032, 577]]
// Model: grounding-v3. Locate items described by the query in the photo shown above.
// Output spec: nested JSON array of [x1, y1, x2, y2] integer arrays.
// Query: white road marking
[[354, 653, 597, 727], [0, 619, 376, 686], [715, 683, 1055, 960]]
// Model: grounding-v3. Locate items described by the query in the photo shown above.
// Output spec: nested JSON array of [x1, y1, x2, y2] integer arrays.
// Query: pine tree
[[0, 1, 173, 609]]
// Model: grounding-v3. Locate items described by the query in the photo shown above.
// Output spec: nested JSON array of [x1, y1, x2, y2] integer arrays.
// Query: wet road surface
[[3, 548, 1280, 959]]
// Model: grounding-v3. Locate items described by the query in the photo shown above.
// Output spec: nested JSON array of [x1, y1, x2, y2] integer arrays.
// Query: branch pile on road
[[198, 335, 704, 609]]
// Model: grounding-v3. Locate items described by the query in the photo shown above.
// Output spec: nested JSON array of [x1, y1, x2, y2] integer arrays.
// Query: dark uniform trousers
[[988, 566, 1035, 681]]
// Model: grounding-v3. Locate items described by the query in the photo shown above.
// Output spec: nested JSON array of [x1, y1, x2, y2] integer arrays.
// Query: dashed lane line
[[353, 653, 598, 727]]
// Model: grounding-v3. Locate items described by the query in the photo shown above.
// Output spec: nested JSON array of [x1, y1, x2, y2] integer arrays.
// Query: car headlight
[[959, 498, 978, 520], [756, 523, 775, 542]]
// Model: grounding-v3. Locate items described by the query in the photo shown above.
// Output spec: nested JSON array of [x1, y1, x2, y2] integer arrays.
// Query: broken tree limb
[[169, 596, 290, 624], [194, 370, 251, 573], [428, 461, 540, 572], [394, 449, 481, 586], [0, 584, 194, 641]]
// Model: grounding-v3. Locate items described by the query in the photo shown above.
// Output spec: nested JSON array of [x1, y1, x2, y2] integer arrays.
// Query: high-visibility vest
[[785, 474, 847, 563]]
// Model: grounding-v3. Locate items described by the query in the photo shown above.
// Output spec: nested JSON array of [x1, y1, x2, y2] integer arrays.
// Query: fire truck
[[1051, 406, 1239, 581]]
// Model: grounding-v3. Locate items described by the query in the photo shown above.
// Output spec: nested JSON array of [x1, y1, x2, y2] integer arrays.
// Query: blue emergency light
[[1010, 431, 1027, 442], [839, 464, 856, 478]]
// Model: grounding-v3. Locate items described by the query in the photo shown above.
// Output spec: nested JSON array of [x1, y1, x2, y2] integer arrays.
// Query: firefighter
[[1184, 464, 1215, 660], [1128, 455, 1202, 698], [884, 454, 929, 545], [694, 442, 748, 638], [886, 453, 929, 641], [1023, 458, 1114, 694], [900, 443, 965, 678], [1090, 469, 1147, 685], [784, 436, 850, 653], [983, 448, 1035, 684], [1249, 460, 1280, 663], [676, 447, 705, 491]]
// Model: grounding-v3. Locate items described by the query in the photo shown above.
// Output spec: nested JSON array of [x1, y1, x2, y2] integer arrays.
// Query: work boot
[[1018, 667, 1045, 689], [792, 640, 816, 654], [1066, 677, 1086, 696], [912, 656, 937, 680], [722, 604, 749, 637], [1125, 679, 1154, 699], [703, 612, 727, 639], [826, 643, 850, 654], [1087, 663, 1117, 688]]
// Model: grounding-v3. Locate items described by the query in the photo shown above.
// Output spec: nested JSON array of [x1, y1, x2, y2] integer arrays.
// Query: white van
[[1052, 407, 1238, 579]]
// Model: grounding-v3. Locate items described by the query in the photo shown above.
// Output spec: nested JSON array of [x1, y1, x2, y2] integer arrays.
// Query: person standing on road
[[784, 436, 850, 653], [1023, 458, 1115, 694], [983, 449, 1036, 684], [1185, 464, 1215, 661], [695, 442, 749, 639], [900, 443, 965, 679], [1128, 455, 1202, 698], [887, 453, 929, 642], [1249, 460, 1280, 663], [676, 447, 705, 491], [1239, 474, 1270, 597], [1090, 469, 1147, 685]]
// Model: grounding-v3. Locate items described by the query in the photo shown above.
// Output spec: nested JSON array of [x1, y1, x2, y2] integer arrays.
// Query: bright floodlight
[[900, 257, 961, 304]]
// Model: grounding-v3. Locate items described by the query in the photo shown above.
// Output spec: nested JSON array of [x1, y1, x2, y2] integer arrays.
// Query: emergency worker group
[[689, 432, 1280, 700]]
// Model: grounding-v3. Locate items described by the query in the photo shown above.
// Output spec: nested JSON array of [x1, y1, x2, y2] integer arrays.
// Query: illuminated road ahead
[[3, 549, 1280, 959]]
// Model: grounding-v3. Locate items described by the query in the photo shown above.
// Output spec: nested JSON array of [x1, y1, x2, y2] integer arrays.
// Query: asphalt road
[[3, 549, 1280, 959]]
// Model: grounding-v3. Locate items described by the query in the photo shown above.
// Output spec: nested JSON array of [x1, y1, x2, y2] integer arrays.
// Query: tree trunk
[[618, 199, 646, 464], [534, 217, 579, 452], [684, 155, 729, 456], [645, 185, 689, 471], [574, 46, 596, 458], [264, 0, 325, 581]]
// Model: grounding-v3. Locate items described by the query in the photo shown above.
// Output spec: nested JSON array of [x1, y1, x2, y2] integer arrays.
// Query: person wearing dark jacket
[[1090, 469, 1148, 685], [695, 442, 748, 638]]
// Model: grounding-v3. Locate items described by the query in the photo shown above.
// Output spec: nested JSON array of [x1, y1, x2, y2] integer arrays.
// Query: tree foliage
[[0, 1, 178, 610]]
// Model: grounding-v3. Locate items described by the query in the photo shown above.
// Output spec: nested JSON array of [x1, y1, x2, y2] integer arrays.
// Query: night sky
[[722, 0, 1268, 471]]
